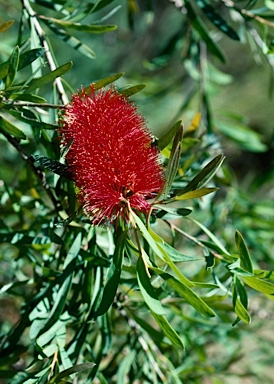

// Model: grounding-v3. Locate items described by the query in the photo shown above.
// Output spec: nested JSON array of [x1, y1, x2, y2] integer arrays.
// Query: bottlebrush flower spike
[[60, 86, 165, 224]]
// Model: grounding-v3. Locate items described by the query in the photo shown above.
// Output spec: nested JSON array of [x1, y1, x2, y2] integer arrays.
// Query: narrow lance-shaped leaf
[[187, 216, 230, 256], [151, 265, 216, 317], [95, 230, 128, 316], [151, 311, 185, 349], [243, 276, 274, 295], [45, 22, 96, 60], [9, 93, 46, 103], [0, 116, 26, 139], [232, 278, 251, 325], [6, 45, 19, 89], [158, 120, 182, 151], [0, 60, 9, 81], [48, 363, 96, 384], [119, 83, 146, 97], [196, 0, 240, 41], [18, 48, 45, 70], [42, 16, 117, 33], [163, 123, 183, 198], [174, 187, 218, 201], [184, 0, 226, 63], [235, 230, 253, 274], [174, 154, 225, 196], [137, 257, 166, 315], [26, 61, 73, 93], [33, 155, 72, 179], [83, 72, 124, 92]]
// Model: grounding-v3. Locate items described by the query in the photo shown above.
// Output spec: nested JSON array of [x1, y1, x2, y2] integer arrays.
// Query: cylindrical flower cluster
[[60, 86, 165, 224]]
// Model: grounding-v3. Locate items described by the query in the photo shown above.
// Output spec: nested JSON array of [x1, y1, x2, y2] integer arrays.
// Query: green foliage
[[0, 0, 274, 383]]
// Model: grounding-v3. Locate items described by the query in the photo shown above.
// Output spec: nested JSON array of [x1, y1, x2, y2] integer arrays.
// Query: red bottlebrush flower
[[60, 86, 165, 224]]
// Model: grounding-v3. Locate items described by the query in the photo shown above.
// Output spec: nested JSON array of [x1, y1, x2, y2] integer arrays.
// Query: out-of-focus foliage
[[0, 0, 274, 383]]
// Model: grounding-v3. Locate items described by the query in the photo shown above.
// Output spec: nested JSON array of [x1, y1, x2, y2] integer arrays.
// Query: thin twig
[[221, 0, 274, 29], [21, 0, 69, 105], [0, 128, 60, 211], [168, 221, 224, 260], [7, 101, 65, 109]]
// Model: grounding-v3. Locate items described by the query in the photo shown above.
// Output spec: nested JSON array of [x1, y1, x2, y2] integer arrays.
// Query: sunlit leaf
[[137, 257, 166, 315], [151, 266, 216, 317], [235, 230, 253, 274], [151, 311, 185, 349], [187, 217, 231, 256], [174, 154, 225, 196], [0, 116, 26, 139], [174, 187, 218, 201], [119, 83, 146, 97], [244, 276, 274, 295], [9, 93, 46, 103], [158, 120, 182, 151], [26, 61, 73, 93], [82, 72, 124, 93], [44, 17, 117, 33]]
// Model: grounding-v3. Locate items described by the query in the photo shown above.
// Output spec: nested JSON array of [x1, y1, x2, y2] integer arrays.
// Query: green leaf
[[92, 72, 124, 91], [151, 311, 185, 349], [0, 20, 14, 33], [216, 120, 267, 152], [46, 17, 117, 33], [6, 46, 19, 89], [158, 120, 182, 151], [0, 116, 26, 139], [161, 241, 203, 262], [184, 0, 226, 63], [0, 60, 9, 81], [95, 230, 128, 316], [26, 61, 73, 93], [151, 266, 216, 317], [233, 297, 251, 325], [18, 48, 45, 70], [119, 83, 146, 97], [235, 230, 254, 274], [116, 350, 136, 383], [33, 155, 72, 179], [163, 123, 183, 198], [175, 187, 218, 201], [174, 154, 225, 196], [244, 276, 274, 295], [232, 278, 251, 325], [137, 257, 166, 315], [49, 363, 96, 384], [46, 22, 96, 59], [9, 110, 58, 130], [9, 93, 46, 103], [187, 217, 230, 256], [196, 0, 240, 41], [155, 204, 193, 219]]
